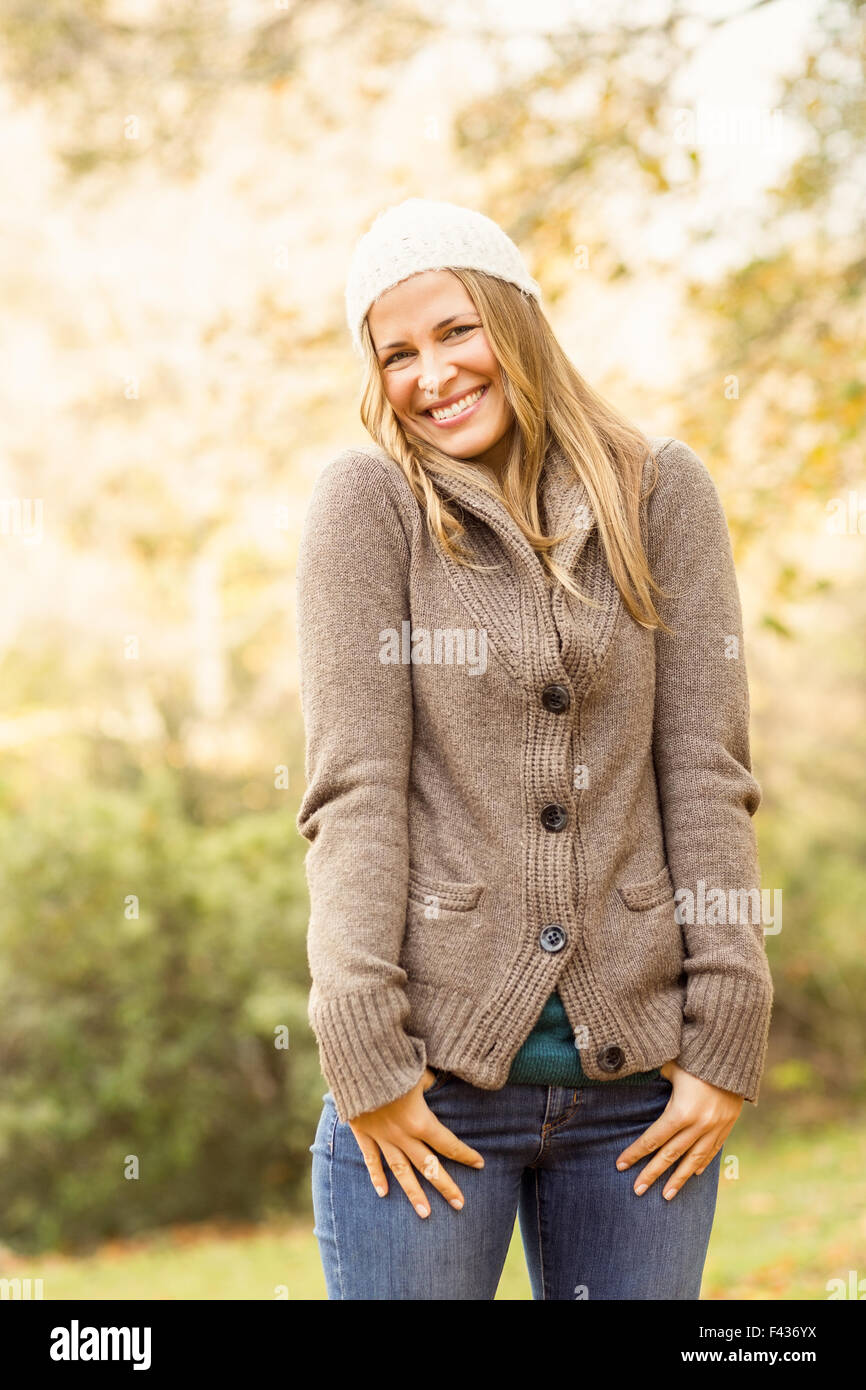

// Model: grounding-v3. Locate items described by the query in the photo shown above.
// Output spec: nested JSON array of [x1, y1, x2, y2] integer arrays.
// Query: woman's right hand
[[347, 1068, 485, 1218]]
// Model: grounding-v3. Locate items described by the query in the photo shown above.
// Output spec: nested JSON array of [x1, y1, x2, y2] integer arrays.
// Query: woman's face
[[367, 269, 514, 475]]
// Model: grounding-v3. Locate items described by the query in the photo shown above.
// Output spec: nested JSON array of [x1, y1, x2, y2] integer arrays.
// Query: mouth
[[423, 383, 489, 426]]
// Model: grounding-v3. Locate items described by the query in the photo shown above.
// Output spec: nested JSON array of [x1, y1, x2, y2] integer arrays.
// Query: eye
[[383, 323, 478, 367]]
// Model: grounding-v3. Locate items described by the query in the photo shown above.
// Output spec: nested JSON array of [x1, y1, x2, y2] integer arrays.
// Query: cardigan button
[[539, 923, 567, 952], [540, 803, 568, 832], [596, 1044, 625, 1072], [541, 682, 571, 713]]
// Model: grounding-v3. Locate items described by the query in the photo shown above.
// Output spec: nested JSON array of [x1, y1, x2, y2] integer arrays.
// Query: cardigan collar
[[427, 439, 596, 578], [420, 440, 621, 695]]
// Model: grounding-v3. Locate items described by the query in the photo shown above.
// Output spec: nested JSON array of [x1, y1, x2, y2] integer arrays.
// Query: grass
[[4, 1118, 864, 1300]]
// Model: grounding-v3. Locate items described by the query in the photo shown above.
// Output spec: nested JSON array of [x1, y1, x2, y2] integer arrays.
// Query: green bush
[[757, 803, 866, 1100], [0, 768, 322, 1255], [1, 748, 863, 1257]]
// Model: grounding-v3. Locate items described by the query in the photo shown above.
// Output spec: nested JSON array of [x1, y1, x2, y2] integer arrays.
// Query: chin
[[443, 437, 495, 458]]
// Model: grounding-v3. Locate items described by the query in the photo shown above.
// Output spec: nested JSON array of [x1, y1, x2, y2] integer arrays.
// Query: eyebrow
[[376, 314, 477, 354]]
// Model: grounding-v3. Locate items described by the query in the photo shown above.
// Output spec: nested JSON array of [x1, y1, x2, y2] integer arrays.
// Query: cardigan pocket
[[616, 863, 675, 912], [595, 875, 686, 1006], [401, 873, 486, 988], [407, 870, 484, 915], [597, 861, 685, 1008]]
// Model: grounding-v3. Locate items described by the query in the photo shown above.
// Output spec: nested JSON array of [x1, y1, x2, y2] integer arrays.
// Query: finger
[[615, 1105, 684, 1171], [421, 1108, 485, 1170], [660, 1131, 726, 1199], [354, 1136, 389, 1197], [630, 1123, 705, 1194], [399, 1135, 467, 1210], [378, 1141, 435, 1218], [693, 1129, 731, 1177]]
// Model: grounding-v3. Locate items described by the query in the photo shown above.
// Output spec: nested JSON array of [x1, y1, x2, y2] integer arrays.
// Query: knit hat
[[344, 197, 543, 358]]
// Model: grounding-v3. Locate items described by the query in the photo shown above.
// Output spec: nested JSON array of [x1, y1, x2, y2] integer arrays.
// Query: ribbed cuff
[[310, 984, 427, 1122], [676, 972, 774, 1103]]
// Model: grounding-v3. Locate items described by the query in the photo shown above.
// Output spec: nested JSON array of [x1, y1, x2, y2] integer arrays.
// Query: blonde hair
[[357, 267, 672, 632]]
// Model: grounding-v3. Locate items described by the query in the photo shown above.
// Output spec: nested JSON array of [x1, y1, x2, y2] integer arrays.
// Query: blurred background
[[0, 0, 863, 1299]]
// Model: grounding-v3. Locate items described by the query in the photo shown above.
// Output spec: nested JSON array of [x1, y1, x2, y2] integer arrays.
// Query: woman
[[295, 198, 773, 1300]]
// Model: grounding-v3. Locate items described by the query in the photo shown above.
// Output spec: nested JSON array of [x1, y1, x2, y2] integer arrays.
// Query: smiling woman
[[343, 202, 678, 625], [368, 275, 512, 474], [298, 197, 773, 1301]]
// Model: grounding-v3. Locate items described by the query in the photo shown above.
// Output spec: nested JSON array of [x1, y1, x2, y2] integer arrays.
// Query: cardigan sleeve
[[294, 450, 427, 1122], [646, 439, 774, 1103]]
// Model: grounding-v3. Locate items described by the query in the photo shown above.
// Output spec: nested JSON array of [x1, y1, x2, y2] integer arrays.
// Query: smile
[[425, 384, 489, 425]]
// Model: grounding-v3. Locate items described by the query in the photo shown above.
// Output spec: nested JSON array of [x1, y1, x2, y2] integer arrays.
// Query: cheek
[[385, 381, 412, 416], [489, 381, 510, 418]]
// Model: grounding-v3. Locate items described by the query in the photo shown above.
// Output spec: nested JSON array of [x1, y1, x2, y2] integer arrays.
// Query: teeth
[[429, 386, 484, 420]]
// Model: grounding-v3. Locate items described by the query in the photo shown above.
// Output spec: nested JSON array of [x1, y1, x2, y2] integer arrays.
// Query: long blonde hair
[[357, 267, 671, 632]]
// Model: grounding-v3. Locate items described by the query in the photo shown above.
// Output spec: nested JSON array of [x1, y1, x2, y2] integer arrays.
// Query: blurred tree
[[0, 0, 862, 1253], [4, 0, 859, 574]]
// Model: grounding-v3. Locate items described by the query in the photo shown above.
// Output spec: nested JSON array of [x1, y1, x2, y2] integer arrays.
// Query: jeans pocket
[[653, 1075, 674, 1110], [422, 1068, 452, 1098], [311, 1094, 340, 1159]]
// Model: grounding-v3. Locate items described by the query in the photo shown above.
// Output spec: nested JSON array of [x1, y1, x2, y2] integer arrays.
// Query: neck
[[469, 424, 513, 481]]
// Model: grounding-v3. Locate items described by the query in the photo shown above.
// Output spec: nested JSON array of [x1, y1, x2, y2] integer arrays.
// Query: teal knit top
[[506, 990, 661, 1086]]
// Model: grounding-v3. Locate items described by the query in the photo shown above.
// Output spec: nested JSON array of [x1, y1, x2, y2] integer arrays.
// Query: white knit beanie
[[344, 197, 543, 358]]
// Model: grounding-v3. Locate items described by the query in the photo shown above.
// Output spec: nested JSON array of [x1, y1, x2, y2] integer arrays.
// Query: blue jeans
[[310, 1070, 723, 1300]]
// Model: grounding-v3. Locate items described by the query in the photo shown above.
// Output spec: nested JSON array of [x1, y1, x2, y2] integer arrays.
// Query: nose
[[417, 351, 455, 403]]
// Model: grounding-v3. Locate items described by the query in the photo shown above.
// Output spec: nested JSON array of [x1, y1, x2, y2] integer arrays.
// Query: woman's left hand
[[614, 1060, 744, 1200]]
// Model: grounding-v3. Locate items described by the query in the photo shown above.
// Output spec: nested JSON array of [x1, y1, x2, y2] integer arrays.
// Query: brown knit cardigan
[[295, 436, 774, 1122]]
